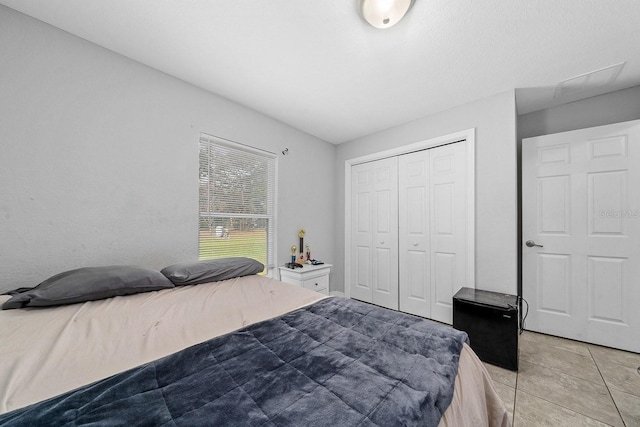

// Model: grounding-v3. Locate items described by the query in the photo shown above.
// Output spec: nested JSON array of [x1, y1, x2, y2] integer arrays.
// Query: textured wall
[[0, 6, 336, 292]]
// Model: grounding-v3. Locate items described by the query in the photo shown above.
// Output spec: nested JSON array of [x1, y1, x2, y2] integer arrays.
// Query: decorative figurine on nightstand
[[285, 245, 303, 269], [305, 245, 311, 262]]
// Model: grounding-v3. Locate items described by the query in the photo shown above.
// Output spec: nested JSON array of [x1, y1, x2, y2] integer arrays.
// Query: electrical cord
[[518, 295, 529, 334]]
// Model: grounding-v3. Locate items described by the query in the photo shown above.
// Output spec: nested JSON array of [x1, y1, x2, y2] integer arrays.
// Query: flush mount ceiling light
[[360, 0, 414, 29]]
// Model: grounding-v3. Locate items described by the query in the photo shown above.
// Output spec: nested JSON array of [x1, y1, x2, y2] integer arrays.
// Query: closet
[[348, 140, 470, 324]]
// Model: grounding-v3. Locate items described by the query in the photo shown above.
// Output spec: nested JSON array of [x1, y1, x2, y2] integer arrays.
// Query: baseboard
[[330, 291, 345, 298]]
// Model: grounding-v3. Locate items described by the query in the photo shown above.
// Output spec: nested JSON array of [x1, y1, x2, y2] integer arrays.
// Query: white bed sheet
[[0, 275, 509, 426]]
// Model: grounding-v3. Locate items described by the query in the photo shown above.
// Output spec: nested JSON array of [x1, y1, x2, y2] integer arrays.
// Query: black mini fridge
[[453, 287, 519, 371]]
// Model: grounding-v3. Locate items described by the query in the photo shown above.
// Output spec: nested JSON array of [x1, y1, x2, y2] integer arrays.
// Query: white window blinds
[[198, 135, 277, 269]]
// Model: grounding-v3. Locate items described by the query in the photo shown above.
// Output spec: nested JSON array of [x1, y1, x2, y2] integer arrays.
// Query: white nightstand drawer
[[278, 264, 332, 295], [303, 275, 328, 293]]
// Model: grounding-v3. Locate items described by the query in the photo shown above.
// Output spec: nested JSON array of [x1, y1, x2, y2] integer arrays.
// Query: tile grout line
[[512, 358, 519, 426], [520, 353, 601, 386], [588, 345, 627, 427], [518, 338, 624, 426], [512, 338, 524, 426], [520, 335, 611, 387], [514, 389, 621, 427]]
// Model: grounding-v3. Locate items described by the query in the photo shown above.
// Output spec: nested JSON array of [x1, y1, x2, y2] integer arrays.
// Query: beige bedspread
[[0, 275, 509, 426]]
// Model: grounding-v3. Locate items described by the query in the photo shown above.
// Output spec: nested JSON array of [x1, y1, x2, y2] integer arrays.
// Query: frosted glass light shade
[[360, 0, 414, 29]]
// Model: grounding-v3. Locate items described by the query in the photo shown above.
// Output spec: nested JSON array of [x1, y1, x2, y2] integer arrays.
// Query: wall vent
[[554, 62, 625, 99]]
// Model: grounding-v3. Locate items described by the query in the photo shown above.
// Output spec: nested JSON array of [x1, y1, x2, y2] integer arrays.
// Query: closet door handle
[[413, 242, 419, 246], [380, 241, 385, 245]]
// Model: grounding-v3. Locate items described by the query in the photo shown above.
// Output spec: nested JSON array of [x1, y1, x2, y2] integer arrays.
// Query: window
[[198, 134, 277, 272]]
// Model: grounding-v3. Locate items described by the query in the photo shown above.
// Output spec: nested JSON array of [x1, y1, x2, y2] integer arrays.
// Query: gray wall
[[335, 90, 519, 295], [518, 85, 640, 140], [0, 7, 337, 293]]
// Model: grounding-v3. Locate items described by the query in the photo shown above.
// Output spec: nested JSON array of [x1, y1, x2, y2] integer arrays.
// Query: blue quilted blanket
[[0, 297, 468, 426]]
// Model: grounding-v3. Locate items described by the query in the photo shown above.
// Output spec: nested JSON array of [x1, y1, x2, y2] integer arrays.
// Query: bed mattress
[[0, 275, 509, 426]]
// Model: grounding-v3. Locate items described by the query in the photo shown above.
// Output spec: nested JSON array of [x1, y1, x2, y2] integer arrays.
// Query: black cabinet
[[453, 287, 519, 371]]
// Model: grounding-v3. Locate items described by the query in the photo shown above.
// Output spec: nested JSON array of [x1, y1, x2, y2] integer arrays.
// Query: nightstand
[[278, 264, 332, 295]]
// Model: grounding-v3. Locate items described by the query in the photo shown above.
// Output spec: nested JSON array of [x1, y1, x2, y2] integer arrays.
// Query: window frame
[[198, 134, 278, 276]]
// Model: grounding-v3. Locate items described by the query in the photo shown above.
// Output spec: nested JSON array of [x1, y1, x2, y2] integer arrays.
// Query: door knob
[[413, 242, 419, 246], [525, 240, 543, 248]]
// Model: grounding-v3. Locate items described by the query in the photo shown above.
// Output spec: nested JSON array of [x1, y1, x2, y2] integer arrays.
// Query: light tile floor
[[484, 331, 640, 426]]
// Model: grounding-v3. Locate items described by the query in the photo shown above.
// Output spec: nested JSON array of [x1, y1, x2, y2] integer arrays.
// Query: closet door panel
[[399, 150, 431, 317], [350, 164, 373, 303], [372, 159, 399, 310], [434, 183, 454, 236], [350, 157, 398, 309], [375, 247, 392, 292], [355, 246, 371, 295], [430, 142, 467, 324], [434, 252, 456, 314]]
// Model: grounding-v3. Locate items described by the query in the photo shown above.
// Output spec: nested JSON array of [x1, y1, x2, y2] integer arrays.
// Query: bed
[[0, 263, 510, 426]]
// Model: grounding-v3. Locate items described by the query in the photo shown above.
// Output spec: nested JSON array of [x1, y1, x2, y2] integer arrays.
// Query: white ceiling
[[2, 0, 640, 144]]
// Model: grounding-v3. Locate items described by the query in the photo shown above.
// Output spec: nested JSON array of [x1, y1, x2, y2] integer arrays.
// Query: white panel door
[[398, 150, 431, 317], [522, 120, 640, 352], [350, 157, 398, 309]]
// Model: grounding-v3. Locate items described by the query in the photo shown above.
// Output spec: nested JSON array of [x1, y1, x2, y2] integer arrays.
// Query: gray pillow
[[161, 257, 264, 286], [2, 265, 174, 310]]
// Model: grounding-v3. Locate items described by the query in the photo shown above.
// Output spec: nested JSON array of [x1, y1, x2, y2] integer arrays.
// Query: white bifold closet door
[[350, 157, 399, 310], [399, 143, 467, 324], [350, 142, 468, 323]]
